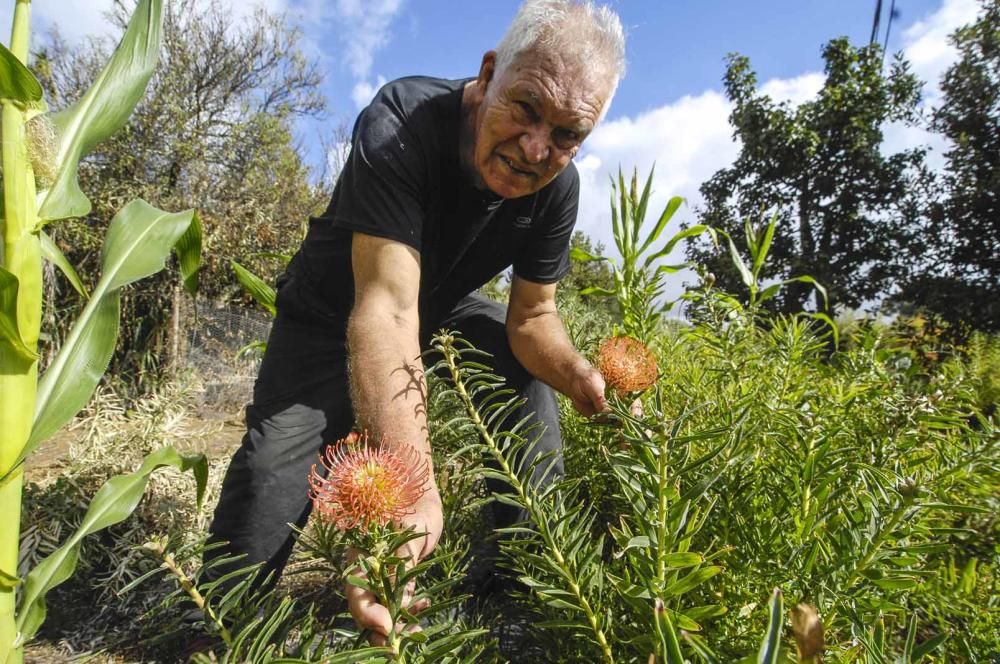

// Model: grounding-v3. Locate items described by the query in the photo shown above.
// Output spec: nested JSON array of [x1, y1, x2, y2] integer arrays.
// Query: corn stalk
[[0, 2, 203, 660]]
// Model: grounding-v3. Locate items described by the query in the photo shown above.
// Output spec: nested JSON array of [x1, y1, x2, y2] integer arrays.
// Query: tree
[[33, 0, 335, 387], [897, 1, 1000, 332], [688, 39, 928, 314]]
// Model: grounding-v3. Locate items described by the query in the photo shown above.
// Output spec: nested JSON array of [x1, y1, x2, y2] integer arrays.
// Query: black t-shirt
[[283, 76, 579, 335]]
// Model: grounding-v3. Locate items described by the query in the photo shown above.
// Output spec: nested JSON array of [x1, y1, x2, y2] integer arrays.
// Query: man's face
[[471, 48, 610, 199]]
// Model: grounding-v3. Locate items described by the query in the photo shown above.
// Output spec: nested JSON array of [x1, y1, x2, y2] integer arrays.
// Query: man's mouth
[[499, 154, 535, 178]]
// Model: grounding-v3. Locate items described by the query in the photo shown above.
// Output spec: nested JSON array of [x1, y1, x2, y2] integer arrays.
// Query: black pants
[[206, 282, 564, 585]]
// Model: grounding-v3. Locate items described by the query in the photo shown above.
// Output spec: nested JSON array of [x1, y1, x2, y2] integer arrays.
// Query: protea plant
[[0, 2, 205, 661]]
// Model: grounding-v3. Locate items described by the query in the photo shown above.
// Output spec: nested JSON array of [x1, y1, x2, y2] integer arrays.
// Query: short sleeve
[[513, 164, 579, 284], [328, 92, 427, 251]]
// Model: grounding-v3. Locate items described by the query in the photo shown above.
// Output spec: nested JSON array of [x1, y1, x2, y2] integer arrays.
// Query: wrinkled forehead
[[500, 45, 614, 120]]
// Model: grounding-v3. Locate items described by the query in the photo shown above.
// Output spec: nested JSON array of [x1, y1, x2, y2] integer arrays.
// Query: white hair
[[494, 0, 626, 115]]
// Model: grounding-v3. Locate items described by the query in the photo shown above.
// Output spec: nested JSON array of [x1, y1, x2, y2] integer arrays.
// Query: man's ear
[[477, 51, 497, 89]]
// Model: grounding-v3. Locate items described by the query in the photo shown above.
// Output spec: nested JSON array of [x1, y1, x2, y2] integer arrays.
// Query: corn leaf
[[38, 0, 163, 222], [14, 446, 208, 645], [39, 231, 88, 298], [231, 260, 276, 316], [21, 200, 197, 465], [569, 246, 608, 263], [0, 569, 19, 590], [640, 196, 685, 255], [727, 235, 754, 289], [0, 267, 38, 360], [0, 41, 41, 103], [753, 213, 778, 277], [642, 224, 714, 270]]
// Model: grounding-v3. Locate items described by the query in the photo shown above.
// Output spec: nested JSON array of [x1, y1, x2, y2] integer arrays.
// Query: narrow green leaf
[[654, 599, 685, 664], [809, 312, 839, 348], [683, 631, 720, 664], [663, 552, 704, 568], [22, 200, 197, 463], [753, 212, 778, 277], [0, 568, 20, 590], [0, 267, 39, 360], [727, 236, 754, 289], [569, 246, 608, 263], [902, 614, 917, 663], [758, 283, 782, 304], [175, 211, 202, 295], [917, 502, 991, 514], [872, 577, 918, 590], [14, 446, 207, 644], [642, 223, 709, 270], [0, 41, 42, 103], [744, 218, 759, 263], [640, 195, 684, 255], [579, 286, 616, 297], [783, 275, 827, 309], [665, 565, 722, 596], [38, 0, 164, 221], [613, 535, 650, 559], [634, 165, 655, 241], [911, 633, 947, 661], [39, 231, 88, 298], [231, 260, 276, 316], [756, 588, 783, 664]]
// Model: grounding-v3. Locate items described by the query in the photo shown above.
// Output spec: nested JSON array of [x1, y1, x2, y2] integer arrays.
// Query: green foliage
[[34, 0, 332, 389], [570, 166, 713, 340], [14, 446, 207, 647], [0, 1, 204, 660], [898, 0, 1000, 332], [690, 38, 927, 314]]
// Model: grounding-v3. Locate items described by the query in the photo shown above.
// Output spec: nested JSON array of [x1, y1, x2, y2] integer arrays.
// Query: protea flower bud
[[597, 336, 658, 393], [790, 603, 824, 661], [309, 431, 429, 532]]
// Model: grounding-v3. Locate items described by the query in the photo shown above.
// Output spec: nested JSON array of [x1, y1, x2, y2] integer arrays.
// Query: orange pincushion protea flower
[[597, 336, 658, 393], [309, 431, 429, 532]]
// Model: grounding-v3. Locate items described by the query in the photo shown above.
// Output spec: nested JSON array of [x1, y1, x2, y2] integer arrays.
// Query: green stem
[[157, 547, 232, 646], [442, 341, 615, 664], [655, 425, 669, 592], [1, 4, 40, 662]]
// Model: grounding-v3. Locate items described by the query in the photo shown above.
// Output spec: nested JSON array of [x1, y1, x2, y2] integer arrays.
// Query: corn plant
[[0, 2, 204, 661], [569, 166, 716, 340]]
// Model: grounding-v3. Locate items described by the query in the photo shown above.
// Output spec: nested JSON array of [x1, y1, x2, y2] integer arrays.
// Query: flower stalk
[[437, 334, 616, 664], [309, 432, 430, 661]]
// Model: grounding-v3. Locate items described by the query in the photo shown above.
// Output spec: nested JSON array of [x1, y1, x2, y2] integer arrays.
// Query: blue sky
[[4, 0, 983, 297]]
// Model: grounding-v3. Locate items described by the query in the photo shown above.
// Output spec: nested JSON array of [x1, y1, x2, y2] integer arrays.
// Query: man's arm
[[506, 274, 607, 416], [345, 232, 443, 640]]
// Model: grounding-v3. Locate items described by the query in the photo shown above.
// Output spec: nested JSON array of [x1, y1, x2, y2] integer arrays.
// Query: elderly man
[[207, 0, 625, 644]]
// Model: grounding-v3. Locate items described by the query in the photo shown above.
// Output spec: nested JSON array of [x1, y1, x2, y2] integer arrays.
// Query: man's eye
[[554, 129, 580, 149], [515, 101, 537, 121]]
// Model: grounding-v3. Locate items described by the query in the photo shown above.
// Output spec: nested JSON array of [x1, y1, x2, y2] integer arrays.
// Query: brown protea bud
[[790, 603, 824, 661], [597, 336, 658, 393]]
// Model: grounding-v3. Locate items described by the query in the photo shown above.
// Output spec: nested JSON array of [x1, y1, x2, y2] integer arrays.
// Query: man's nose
[[519, 126, 550, 164]]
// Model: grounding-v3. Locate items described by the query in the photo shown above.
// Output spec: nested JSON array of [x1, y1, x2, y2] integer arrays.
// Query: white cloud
[[760, 73, 824, 106], [572, 0, 980, 304], [331, 0, 404, 78], [351, 75, 388, 110], [902, 0, 980, 99]]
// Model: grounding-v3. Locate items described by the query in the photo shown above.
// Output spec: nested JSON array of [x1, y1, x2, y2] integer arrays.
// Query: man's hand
[[345, 486, 444, 645], [568, 360, 608, 417]]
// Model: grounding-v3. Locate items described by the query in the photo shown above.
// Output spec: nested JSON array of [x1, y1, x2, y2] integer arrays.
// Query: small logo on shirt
[[513, 216, 533, 229]]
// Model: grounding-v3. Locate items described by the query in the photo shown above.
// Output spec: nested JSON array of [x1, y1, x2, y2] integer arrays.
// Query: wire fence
[[181, 300, 271, 409]]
